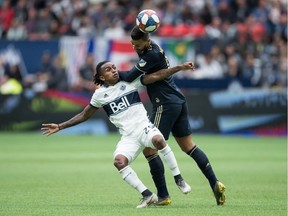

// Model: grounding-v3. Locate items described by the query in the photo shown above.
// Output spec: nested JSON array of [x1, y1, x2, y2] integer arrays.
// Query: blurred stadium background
[[0, 0, 286, 135]]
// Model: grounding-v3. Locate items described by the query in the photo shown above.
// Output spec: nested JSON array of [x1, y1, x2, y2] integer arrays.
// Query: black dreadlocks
[[93, 60, 109, 85]]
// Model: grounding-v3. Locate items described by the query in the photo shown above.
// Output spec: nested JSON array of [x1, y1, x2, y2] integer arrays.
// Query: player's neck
[[105, 79, 120, 86]]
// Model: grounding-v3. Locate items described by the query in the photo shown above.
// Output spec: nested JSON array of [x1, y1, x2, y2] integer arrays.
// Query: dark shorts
[[150, 102, 192, 140]]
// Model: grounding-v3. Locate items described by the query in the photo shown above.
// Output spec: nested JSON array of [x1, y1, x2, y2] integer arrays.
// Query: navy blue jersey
[[119, 41, 185, 106]]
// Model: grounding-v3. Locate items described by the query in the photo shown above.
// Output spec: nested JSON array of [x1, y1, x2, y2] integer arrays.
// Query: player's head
[[94, 61, 119, 86], [130, 25, 150, 54]]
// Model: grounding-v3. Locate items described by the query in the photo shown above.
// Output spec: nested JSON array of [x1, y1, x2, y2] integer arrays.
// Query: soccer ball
[[136, 9, 160, 33]]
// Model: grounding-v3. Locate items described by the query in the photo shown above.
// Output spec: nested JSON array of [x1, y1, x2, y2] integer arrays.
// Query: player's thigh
[[139, 122, 164, 149], [150, 104, 182, 140], [171, 102, 192, 138], [113, 135, 143, 164]]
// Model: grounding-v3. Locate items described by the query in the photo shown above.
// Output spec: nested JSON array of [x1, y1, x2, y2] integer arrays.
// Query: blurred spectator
[[276, 11, 288, 42], [260, 37, 286, 88], [248, 16, 266, 43], [5, 63, 22, 83], [205, 16, 222, 39], [76, 53, 96, 93], [33, 8, 54, 40], [0, 73, 23, 95], [123, 6, 139, 32], [14, 0, 28, 23], [103, 19, 125, 39], [49, 19, 61, 38], [25, 7, 38, 39], [25, 51, 53, 92], [187, 52, 224, 79], [242, 52, 261, 86], [29, 54, 68, 92], [0, 0, 15, 37], [234, 0, 250, 22], [210, 44, 226, 72], [76, 15, 96, 38], [6, 18, 27, 40], [0, 62, 22, 95], [224, 42, 243, 66], [216, 0, 237, 23], [225, 56, 241, 78], [161, 1, 180, 26], [47, 55, 68, 91]]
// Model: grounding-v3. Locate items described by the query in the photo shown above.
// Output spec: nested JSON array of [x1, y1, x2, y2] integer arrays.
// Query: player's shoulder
[[92, 84, 108, 97], [150, 40, 162, 50], [142, 44, 161, 60]]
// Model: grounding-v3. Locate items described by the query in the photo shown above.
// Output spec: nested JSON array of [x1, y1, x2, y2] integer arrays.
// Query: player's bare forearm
[[41, 105, 98, 136], [142, 62, 195, 84]]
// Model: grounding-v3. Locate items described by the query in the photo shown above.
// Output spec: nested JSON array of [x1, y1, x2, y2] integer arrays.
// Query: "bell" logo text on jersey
[[110, 96, 130, 113], [103, 91, 141, 116]]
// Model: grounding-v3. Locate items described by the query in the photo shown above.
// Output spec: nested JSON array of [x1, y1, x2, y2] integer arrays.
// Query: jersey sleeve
[[118, 66, 143, 82], [89, 91, 102, 108], [135, 52, 159, 73]]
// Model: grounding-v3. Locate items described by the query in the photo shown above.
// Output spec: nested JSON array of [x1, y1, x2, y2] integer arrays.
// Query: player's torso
[[139, 42, 186, 106], [92, 81, 149, 135]]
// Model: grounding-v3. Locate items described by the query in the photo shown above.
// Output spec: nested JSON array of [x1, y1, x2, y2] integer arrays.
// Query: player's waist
[[148, 95, 185, 105]]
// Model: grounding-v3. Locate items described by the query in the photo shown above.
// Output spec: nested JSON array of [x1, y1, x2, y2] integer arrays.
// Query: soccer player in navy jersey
[[118, 25, 226, 206], [41, 61, 194, 208]]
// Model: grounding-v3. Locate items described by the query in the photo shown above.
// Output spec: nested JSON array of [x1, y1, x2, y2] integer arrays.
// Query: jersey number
[[159, 47, 170, 67], [144, 124, 155, 134]]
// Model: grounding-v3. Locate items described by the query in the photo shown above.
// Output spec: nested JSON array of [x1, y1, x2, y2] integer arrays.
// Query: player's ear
[[146, 38, 151, 47], [99, 75, 105, 82]]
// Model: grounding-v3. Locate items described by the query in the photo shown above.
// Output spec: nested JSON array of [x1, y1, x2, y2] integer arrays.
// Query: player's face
[[99, 62, 119, 85], [131, 39, 149, 54]]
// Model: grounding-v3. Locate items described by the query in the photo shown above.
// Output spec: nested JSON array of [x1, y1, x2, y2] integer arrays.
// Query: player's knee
[[143, 147, 158, 157], [114, 155, 128, 170], [175, 135, 195, 153], [152, 135, 166, 150]]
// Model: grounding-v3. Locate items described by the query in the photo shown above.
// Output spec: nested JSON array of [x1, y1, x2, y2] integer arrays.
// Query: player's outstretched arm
[[142, 62, 195, 85], [41, 105, 98, 136], [118, 68, 143, 82]]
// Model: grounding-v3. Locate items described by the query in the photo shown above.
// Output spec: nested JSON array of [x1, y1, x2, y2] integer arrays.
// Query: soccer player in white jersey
[[41, 60, 195, 208]]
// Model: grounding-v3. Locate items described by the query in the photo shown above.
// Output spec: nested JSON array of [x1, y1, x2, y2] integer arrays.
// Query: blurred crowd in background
[[0, 0, 287, 96]]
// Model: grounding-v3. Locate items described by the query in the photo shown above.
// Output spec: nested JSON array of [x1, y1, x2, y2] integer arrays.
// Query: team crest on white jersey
[[139, 59, 147, 67], [104, 93, 109, 98], [120, 84, 126, 91]]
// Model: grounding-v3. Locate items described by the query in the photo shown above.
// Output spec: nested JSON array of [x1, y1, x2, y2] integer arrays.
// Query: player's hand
[[95, 83, 102, 89], [181, 62, 195, 71], [41, 123, 60, 136]]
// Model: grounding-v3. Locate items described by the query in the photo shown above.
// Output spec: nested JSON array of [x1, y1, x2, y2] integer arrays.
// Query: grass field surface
[[0, 132, 286, 216]]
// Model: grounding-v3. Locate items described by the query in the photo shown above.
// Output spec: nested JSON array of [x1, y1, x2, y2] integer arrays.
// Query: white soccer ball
[[136, 9, 160, 33]]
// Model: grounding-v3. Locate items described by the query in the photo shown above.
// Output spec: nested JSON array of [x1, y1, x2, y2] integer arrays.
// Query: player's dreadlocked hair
[[131, 25, 149, 41], [93, 60, 109, 85]]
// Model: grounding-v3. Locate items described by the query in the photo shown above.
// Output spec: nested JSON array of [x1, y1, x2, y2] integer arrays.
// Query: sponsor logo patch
[[139, 59, 147, 67], [120, 84, 126, 91]]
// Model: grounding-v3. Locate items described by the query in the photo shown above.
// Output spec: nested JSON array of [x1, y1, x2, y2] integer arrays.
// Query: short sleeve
[[89, 91, 102, 108], [135, 52, 159, 73]]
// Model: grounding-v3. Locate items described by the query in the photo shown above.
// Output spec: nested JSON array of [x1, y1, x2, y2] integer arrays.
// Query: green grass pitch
[[0, 132, 286, 216]]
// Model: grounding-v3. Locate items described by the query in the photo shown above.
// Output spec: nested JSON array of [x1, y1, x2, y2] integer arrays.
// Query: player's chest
[[100, 83, 137, 104]]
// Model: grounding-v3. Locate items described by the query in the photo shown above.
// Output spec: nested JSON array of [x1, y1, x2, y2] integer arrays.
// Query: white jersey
[[90, 77, 150, 135]]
